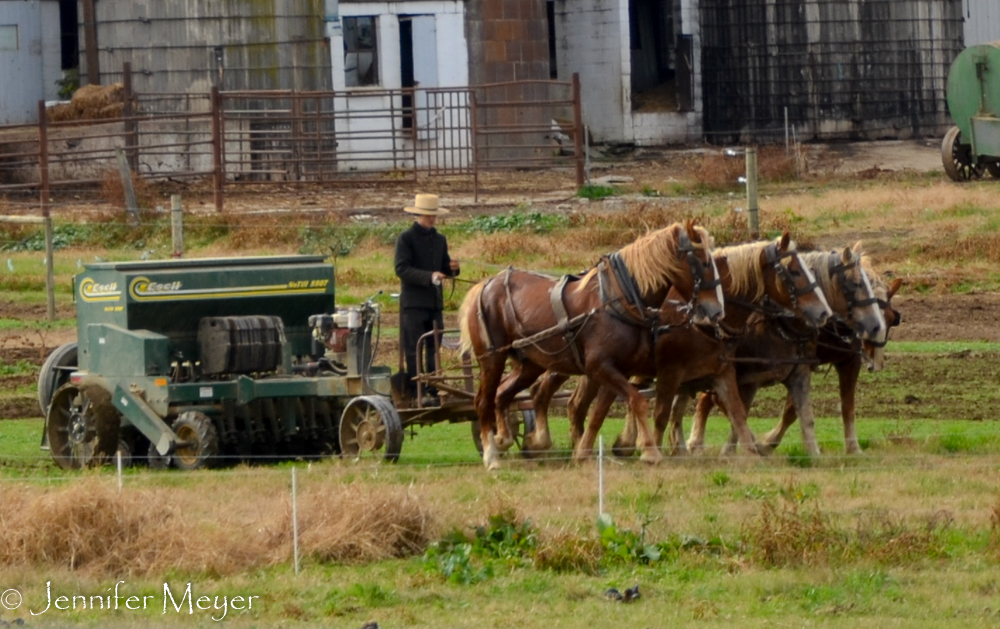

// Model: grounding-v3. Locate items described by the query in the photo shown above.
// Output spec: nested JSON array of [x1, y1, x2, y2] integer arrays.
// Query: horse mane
[[796, 250, 837, 300], [612, 223, 714, 294], [861, 255, 886, 290], [716, 237, 796, 301]]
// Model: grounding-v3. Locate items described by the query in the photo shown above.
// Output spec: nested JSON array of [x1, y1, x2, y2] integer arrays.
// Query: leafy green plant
[[422, 508, 536, 584], [577, 185, 618, 200], [463, 211, 567, 235], [596, 513, 662, 564]]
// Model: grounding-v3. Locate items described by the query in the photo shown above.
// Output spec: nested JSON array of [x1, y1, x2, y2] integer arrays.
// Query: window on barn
[[0, 25, 18, 51], [344, 16, 379, 87]]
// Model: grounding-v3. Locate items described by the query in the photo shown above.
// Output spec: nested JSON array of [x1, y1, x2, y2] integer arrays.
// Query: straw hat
[[404, 193, 450, 215]]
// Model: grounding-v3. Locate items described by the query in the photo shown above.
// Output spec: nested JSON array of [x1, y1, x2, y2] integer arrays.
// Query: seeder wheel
[[46, 384, 119, 469], [942, 126, 986, 181], [171, 411, 220, 471], [339, 396, 403, 462]]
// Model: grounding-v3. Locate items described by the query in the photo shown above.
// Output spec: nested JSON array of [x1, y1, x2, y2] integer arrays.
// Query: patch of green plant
[[0, 359, 38, 377], [597, 513, 663, 564], [577, 185, 619, 200], [422, 508, 537, 584], [463, 211, 567, 235], [300, 222, 403, 257], [640, 185, 659, 197], [56, 68, 79, 100]]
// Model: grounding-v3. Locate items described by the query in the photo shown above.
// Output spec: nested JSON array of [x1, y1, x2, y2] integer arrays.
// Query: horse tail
[[459, 280, 486, 356]]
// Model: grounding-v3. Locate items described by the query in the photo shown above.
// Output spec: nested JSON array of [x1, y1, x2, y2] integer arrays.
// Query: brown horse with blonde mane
[[684, 245, 896, 456], [687, 252, 901, 455], [459, 221, 724, 470], [531, 232, 833, 460]]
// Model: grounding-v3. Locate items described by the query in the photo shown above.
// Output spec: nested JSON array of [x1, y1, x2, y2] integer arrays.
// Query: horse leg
[[721, 383, 758, 455], [666, 392, 691, 456], [493, 361, 546, 452], [574, 383, 619, 462], [589, 367, 660, 465], [526, 371, 568, 452], [713, 369, 761, 456], [758, 394, 795, 455], [783, 365, 820, 456], [836, 357, 863, 454], [568, 378, 602, 460], [652, 372, 682, 449], [686, 392, 716, 453], [475, 353, 508, 470], [612, 376, 652, 458]]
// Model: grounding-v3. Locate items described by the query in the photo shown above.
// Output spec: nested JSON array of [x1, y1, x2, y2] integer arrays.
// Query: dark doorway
[[399, 18, 414, 129], [58, 0, 78, 70], [546, 0, 557, 79]]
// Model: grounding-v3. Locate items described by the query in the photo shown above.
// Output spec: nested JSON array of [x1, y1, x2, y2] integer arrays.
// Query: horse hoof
[[612, 437, 636, 458], [686, 441, 705, 455], [639, 449, 663, 466]]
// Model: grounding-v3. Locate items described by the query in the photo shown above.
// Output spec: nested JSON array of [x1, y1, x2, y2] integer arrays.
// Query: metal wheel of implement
[[942, 126, 986, 181], [46, 383, 119, 470], [987, 161, 1000, 179], [115, 438, 133, 468], [470, 410, 532, 457], [171, 411, 220, 471], [37, 342, 78, 449], [147, 441, 171, 470], [339, 396, 403, 462]]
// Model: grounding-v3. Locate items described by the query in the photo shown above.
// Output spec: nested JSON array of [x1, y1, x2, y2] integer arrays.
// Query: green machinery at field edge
[[942, 41, 1000, 181], [37, 255, 403, 470]]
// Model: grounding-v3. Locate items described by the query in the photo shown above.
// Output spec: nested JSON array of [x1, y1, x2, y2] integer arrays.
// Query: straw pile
[[0, 478, 434, 576], [47, 83, 125, 122]]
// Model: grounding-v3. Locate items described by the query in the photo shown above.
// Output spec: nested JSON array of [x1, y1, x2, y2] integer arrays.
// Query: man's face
[[417, 215, 438, 228]]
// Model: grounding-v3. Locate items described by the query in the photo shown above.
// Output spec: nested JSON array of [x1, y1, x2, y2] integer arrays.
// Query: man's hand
[[432, 271, 446, 286], [449, 259, 460, 272]]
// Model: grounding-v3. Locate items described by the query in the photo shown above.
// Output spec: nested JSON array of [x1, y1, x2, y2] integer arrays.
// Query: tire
[[171, 411, 220, 471], [339, 396, 403, 462], [941, 126, 986, 182], [38, 342, 78, 447], [46, 383, 119, 470]]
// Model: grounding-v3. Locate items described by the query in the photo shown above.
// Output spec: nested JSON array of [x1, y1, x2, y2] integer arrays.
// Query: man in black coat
[[394, 194, 460, 403]]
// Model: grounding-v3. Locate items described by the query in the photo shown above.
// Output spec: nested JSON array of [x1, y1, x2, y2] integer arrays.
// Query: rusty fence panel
[[0, 78, 584, 207]]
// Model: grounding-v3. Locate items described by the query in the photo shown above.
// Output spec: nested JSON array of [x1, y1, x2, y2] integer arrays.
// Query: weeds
[[577, 185, 619, 200], [463, 211, 567, 234]]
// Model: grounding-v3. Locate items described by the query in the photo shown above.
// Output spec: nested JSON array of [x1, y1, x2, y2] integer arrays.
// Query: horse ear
[[779, 230, 791, 251], [888, 278, 903, 298], [841, 245, 853, 264], [852, 240, 864, 254], [685, 219, 698, 242]]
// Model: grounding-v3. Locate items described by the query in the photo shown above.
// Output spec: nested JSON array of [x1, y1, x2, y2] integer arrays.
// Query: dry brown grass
[[99, 168, 155, 210], [689, 145, 800, 190], [0, 478, 434, 576]]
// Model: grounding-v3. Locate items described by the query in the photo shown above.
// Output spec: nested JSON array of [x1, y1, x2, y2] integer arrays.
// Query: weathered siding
[[700, 0, 964, 143], [963, 0, 1000, 46], [0, 0, 62, 124], [83, 0, 332, 95]]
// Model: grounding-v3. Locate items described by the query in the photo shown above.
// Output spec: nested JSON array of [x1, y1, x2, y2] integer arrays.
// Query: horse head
[[763, 231, 832, 327], [829, 242, 885, 341], [681, 221, 725, 326], [862, 276, 902, 372]]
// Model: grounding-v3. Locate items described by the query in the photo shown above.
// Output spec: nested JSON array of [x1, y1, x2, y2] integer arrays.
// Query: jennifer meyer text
[[2, 581, 259, 621]]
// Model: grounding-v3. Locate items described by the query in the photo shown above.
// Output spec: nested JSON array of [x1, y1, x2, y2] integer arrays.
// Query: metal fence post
[[746, 147, 759, 238], [122, 62, 139, 173], [572, 73, 585, 188]]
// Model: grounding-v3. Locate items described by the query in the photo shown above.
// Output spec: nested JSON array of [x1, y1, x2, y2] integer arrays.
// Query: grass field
[[2, 160, 1000, 627]]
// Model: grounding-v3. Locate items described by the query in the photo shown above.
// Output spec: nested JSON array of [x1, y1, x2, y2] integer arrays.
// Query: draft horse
[[546, 233, 834, 460], [459, 221, 724, 470], [685, 245, 895, 456]]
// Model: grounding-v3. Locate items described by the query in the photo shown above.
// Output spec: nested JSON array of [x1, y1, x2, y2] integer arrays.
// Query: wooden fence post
[[572, 73, 585, 188], [211, 87, 224, 212], [37, 101, 55, 321], [171, 194, 184, 258]]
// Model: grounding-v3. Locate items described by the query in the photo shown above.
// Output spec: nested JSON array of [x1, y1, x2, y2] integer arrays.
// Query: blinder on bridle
[[678, 230, 721, 297], [828, 256, 879, 315], [764, 241, 818, 309]]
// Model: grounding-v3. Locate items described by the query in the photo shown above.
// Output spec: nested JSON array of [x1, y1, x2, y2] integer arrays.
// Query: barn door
[[409, 15, 438, 140]]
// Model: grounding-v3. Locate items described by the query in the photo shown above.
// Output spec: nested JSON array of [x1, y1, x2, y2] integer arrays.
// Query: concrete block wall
[[466, 0, 550, 86], [553, 0, 627, 142]]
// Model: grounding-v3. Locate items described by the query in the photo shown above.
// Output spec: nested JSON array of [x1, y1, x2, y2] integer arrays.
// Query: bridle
[[765, 241, 820, 312], [678, 230, 722, 299]]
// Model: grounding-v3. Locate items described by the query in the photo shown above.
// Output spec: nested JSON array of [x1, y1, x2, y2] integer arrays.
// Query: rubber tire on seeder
[[37, 342, 79, 450], [170, 411, 220, 471], [46, 383, 119, 470]]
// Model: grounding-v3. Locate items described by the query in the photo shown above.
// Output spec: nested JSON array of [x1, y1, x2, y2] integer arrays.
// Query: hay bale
[[67, 83, 125, 120], [46, 102, 80, 122]]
